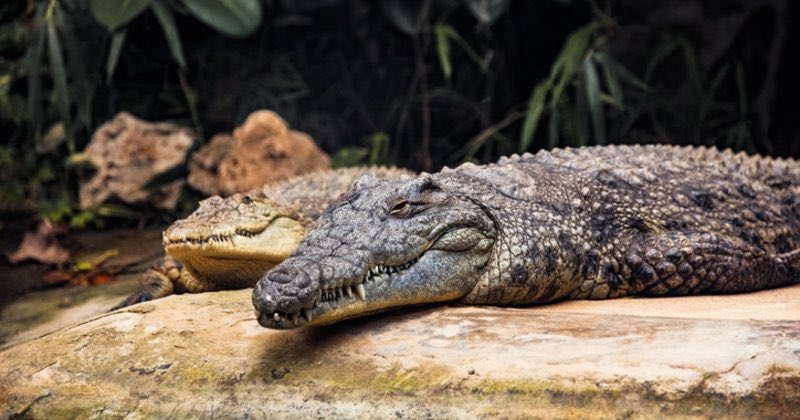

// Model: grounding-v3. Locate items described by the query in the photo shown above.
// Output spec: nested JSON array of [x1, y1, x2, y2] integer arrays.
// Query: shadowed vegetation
[[0, 0, 798, 221]]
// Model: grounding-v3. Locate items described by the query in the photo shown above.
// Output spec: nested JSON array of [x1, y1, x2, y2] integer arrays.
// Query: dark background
[[1, 0, 799, 218]]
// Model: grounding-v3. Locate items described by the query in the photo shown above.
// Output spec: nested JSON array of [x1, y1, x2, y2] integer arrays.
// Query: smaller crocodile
[[113, 167, 413, 309]]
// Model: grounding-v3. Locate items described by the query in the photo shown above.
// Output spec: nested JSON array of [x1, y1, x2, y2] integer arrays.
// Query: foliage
[[0, 0, 796, 224], [519, 22, 652, 150], [0, 0, 263, 221]]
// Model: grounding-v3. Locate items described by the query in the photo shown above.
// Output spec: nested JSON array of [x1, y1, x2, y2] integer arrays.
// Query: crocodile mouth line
[[259, 254, 423, 327], [164, 229, 264, 247]]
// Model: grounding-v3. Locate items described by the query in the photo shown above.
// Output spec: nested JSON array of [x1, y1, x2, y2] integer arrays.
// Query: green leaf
[[434, 24, 452, 81], [677, 37, 703, 99], [434, 24, 486, 79], [594, 51, 623, 107], [603, 56, 650, 92], [75, 260, 94, 271], [599, 93, 622, 110], [366, 132, 390, 164], [550, 23, 600, 106], [519, 81, 550, 151], [57, 10, 94, 133], [106, 30, 127, 82], [331, 147, 369, 167], [583, 55, 605, 145], [26, 13, 46, 142], [547, 99, 560, 149], [36, 122, 66, 154], [462, 0, 511, 26], [46, 20, 73, 152], [177, 69, 203, 140], [182, 0, 262, 38], [90, 0, 152, 31], [95, 203, 140, 219], [698, 63, 729, 124], [380, 0, 419, 36], [573, 74, 589, 146], [644, 36, 679, 82], [151, 1, 186, 69]]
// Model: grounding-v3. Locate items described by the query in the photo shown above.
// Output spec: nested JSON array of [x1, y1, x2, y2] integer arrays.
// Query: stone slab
[[2, 286, 799, 418]]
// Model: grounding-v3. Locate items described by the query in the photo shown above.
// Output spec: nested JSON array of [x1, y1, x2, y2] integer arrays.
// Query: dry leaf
[[7, 219, 70, 265]]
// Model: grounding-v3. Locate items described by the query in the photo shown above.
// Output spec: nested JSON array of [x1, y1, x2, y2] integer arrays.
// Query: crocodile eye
[[242, 195, 253, 205], [389, 200, 412, 217]]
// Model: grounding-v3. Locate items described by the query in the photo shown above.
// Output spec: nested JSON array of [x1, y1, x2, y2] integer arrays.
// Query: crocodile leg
[[618, 232, 798, 297], [111, 256, 183, 310]]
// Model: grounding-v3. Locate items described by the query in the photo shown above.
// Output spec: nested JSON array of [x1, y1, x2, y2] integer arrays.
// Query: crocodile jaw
[[253, 228, 494, 329], [164, 216, 307, 263], [251, 174, 498, 329]]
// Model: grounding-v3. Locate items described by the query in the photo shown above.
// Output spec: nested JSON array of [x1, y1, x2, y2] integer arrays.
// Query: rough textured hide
[[254, 145, 800, 328], [114, 167, 414, 309]]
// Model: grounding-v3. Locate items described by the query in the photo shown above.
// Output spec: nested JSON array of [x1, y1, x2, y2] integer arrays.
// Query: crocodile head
[[164, 193, 307, 284], [252, 173, 496, 328]]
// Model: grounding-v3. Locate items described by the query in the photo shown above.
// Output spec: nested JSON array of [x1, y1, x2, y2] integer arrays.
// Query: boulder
[[1, 286, 799, 418], [187, 110, 331, 197], [78, 113, 195, 210], [216, 110, 330, 195], [186, 133, 233, 196]]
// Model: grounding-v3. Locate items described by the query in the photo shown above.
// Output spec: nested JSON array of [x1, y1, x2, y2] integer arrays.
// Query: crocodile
[[113, 166, 414, 309], [252, 145, 800, 329]]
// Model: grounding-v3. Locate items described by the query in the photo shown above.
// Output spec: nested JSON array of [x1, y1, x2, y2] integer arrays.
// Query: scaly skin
[[253, 145, 800, 329], [112, 167, 414, 309]]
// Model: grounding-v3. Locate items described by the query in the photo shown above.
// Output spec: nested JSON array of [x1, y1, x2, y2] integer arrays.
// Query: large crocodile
[[113, 166, 413, 309], [253, 145, 800, 328]]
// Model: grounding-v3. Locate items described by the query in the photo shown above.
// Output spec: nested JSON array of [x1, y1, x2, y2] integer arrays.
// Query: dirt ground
[[0, 219, 163, 344]]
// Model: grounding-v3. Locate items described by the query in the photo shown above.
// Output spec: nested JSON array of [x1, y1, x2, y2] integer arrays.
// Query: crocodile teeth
[[355, 283, 366, 301], [290, 313, 299, 325], [345, 286, 353, 297], [273, 312, 280, 322], [302, 308, 313, 322]]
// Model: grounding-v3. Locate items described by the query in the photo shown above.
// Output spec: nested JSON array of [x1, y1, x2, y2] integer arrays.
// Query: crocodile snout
[[252, 265, 318, 321]]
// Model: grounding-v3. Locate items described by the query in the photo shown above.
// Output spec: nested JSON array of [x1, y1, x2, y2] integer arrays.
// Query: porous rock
[[186, 133, 233, 196], [78, 112, 195, 210], [216, 110, 330, 195]]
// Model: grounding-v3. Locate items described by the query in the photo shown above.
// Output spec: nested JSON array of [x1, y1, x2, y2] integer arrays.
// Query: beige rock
[[217, 110, 330, 195], [186, 133, 233, 195], [78, 112, 195, 210], [1, 286, 799, 418]]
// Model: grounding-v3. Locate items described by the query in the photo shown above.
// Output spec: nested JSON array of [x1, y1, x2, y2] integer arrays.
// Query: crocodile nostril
[[267, 267, 296, 284], [295, 270, 311, 288], [254, 264, 317, 317]]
